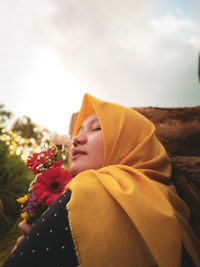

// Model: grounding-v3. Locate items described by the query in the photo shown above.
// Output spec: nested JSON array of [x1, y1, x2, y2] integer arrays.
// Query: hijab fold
[[65, 94, 200, 267]]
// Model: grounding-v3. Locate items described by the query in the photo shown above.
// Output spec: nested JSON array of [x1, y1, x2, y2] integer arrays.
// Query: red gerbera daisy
[[32, 167, 72, 206]]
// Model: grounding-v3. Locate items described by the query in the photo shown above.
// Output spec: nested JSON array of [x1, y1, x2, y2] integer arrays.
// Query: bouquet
[[17, 133, 73, 225]]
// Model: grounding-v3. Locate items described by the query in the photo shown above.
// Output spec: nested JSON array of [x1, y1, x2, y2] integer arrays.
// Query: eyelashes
[[92, 127, 101, 132], [77, 127, 101, 135]]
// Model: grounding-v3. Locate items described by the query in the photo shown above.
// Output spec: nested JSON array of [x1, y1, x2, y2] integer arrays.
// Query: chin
[[69, 164, 84, 177], [69, 167, 78, 178], [69, 163, 95, 177], [69, 161, 103, 177]]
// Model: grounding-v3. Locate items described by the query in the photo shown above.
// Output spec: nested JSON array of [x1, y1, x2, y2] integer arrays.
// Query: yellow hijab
[[66, 94, 200, 267]]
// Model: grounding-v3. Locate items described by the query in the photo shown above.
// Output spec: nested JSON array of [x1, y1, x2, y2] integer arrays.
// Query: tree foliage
[[12, 116, 48, 145], [0, 105, 51, 262], [0, 104, 12, 122], [0, 140, 34, 236], [0, 105, 48, 238], [0, 104, 12, 134]]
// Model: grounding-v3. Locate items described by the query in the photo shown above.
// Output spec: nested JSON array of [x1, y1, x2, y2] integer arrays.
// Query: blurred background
[[0, 0, 200, 264], [1, 0, 200, 134]]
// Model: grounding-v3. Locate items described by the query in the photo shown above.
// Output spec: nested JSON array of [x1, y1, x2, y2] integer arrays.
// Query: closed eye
[[92, 127, 101, 131]]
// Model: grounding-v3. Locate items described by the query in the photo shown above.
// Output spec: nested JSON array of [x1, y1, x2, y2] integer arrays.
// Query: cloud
[[40, 1, 199, 106], [188, 37, 200, 48], [1, 0, 200, 133], [3, 0, 197, 108], [151, 13, 195, 35]]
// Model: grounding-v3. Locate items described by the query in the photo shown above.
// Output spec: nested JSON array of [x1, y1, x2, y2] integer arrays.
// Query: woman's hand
[[11, 221, 32, 253]]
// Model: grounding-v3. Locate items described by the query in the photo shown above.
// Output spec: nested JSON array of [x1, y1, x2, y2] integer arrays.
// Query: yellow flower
[[21, 211, 30, 223], [17, 195, 28, 204]]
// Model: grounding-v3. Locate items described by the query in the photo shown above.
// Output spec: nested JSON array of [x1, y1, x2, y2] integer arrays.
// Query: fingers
[[11, 235, 25, 253], [18, 221, 32, 236], [11, 221, 32, 254]]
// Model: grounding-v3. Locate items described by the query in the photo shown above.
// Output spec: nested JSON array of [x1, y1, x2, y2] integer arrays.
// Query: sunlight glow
[[28, 48, 82, 94]]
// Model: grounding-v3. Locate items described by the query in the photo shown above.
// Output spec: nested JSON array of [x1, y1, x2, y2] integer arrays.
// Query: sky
[[1, 0, 200, 134]]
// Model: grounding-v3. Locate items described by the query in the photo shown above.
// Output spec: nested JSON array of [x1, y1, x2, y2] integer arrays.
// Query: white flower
[[49, 132, 63, 146], [60, 134, 72, 146], [49, 132, 72, 147]]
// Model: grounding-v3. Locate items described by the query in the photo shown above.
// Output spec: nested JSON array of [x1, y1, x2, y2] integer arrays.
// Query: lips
[[72, 149, 87, 159]]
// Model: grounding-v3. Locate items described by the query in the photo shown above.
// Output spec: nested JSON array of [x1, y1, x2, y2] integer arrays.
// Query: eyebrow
[[78, 118, 99, 131]]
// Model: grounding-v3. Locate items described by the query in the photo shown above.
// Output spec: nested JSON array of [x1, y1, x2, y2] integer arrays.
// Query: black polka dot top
[[2, 190, 78, 267]]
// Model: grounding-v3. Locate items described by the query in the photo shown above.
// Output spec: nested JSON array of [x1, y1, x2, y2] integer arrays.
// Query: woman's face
[[69, 112, 104, 177]]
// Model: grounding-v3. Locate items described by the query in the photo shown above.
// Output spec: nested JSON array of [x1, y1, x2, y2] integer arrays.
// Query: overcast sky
[[1, 0, 200, 134]]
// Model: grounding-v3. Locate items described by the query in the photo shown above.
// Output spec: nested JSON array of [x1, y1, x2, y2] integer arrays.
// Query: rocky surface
[[134, 106, 200, 157], [69, 106, 200, 238], [133, 106, 200, 238]]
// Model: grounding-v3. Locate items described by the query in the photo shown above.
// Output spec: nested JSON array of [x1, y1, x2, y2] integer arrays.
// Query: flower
[[17, 137, 72, 225], [49, 132, 63, 146], [49, 131, 73, 150], [49, 132, 71, 146], [52, 160, 62, 168], [61, 134, 72, 146], [27, 149, 55, 174], [27, 152, 43, 174], [21, 211, 30, 223], [24, 193, 38, 215], [17, 194, 28, 204], [32, 167, 72, 206]]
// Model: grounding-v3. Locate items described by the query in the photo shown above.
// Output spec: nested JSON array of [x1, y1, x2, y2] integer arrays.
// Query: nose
[[73, 133, 87, 147]]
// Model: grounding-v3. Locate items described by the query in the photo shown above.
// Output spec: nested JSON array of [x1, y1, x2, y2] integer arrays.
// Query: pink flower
[[32, 167, 72, 206]]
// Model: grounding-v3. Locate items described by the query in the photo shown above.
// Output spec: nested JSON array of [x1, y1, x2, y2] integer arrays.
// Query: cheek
[[68, 152, 73, 167], [69, 132, 104, 177], [90, 133, 104, 162]]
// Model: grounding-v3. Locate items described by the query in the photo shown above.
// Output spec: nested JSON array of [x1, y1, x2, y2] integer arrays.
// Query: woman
[[3, 94, 200, 267]]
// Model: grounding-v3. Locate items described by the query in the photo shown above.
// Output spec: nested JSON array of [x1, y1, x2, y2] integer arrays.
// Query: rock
[[172, 156, 200, 238], [134, 106, 200, 238], [134, 106, 200, 157]]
